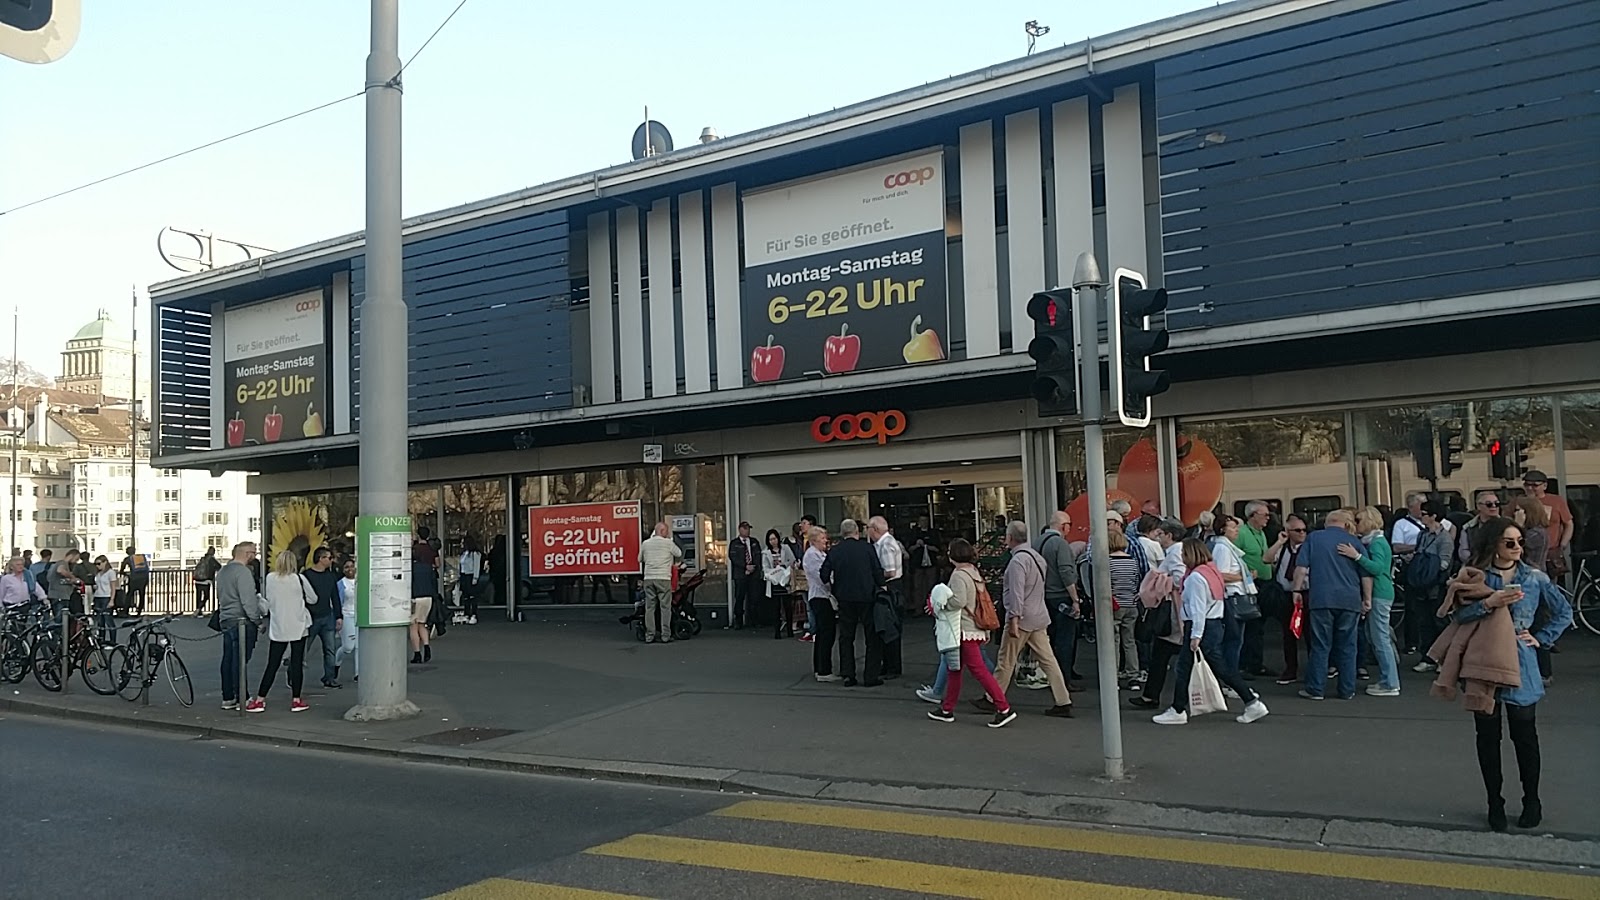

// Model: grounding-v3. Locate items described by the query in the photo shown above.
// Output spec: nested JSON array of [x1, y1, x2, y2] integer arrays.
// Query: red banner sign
[[528, 501, 642, 576]]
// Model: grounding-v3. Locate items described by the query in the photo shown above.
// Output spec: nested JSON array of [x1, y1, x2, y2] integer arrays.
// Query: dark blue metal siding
[[351, 210, 573, 428], [1156, 0, 1600, 330], [155, 305, 213, 454]]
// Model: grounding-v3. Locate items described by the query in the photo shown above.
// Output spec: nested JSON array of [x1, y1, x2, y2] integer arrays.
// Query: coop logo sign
[[883, 166, 937, 189], [811, 410, 907, 445], [294, 298, 322, 312]]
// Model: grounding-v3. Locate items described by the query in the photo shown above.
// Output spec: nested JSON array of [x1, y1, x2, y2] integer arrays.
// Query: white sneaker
[[468, 615, 478, 625], [1365, 685, 1401, 697], [1236, 700, 1270, 724], [1222, 686, 1241, 700], [915, 686, 942, 704], [1152, 708, 1188, 726], [1412, 660, 1437, 673], [815, 674, 843, 683]]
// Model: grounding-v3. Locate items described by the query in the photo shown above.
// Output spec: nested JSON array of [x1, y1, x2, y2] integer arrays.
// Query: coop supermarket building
[[150, 0, 1600, 613]]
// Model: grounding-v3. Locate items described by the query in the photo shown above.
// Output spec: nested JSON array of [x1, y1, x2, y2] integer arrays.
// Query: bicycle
[[1559, 551, 1599, 637], [27, 606, 122, 695], [108, 614, 193, 707], [0, 601, 50, 684]]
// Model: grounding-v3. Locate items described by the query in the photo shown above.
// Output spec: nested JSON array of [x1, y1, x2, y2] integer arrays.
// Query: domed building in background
[[57, 308, 136, 402]]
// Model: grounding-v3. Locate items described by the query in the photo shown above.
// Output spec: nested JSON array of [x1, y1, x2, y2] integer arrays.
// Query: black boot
[[1475, 710, 1506, 832], [423, 645, 432, 663], [411, 652, 422, 664], [1507, 705, 1542, 828]]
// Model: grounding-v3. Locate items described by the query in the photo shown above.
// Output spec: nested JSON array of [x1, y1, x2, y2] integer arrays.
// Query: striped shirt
[[1107, 554, 1143, 611]]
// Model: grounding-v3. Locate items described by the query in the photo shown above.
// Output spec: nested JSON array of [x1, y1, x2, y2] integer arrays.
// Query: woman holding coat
[[762, 529, 797, 639]]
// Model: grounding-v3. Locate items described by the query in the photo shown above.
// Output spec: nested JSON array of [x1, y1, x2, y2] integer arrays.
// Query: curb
[[6, 696, 1596, 868]]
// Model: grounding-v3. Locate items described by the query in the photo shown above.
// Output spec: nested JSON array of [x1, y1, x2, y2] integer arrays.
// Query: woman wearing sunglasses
[[1445, 517, 1571, 832]]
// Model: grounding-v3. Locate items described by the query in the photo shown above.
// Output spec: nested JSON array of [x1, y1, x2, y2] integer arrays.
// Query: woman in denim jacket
[[1453, 517, 1572, 832]]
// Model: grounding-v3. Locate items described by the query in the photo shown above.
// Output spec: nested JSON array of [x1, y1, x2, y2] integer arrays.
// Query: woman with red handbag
[[1269, 515, 1309, 685]]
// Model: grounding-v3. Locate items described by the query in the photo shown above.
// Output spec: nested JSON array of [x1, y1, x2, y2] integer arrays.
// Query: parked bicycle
[[24, 606, 121, 695], [108, 614, 193, 707], [1560, 551, 1599, 637], [0, 601, 50, 684]]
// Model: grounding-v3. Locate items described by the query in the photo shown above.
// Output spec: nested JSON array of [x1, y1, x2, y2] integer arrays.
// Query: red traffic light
[[1027, 291, 1070, 328], [1488, 439, 1502, 457]]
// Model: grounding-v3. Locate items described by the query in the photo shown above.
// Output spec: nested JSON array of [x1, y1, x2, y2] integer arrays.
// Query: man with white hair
[[868, 516, 905, 679], [1293, 509, 1371, 701], [820, 518, 885, 687], [985, 521, 1073, 718], [1390, 491, 1427, 653]]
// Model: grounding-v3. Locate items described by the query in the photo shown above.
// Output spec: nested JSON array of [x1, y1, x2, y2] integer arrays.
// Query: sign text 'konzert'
[[811, 410, 907, 445]]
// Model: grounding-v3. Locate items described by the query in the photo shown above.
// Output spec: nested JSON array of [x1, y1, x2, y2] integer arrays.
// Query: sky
[[0, 0, 1217, 378]]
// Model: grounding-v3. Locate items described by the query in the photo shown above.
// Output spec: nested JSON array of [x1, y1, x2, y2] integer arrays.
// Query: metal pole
[[140, 625, 150, 706], [9, 306, 16, 558], [236, 619, 247, 718], [130, 287, 138, 572], [348, 0, 417, 721], [1073, 251, 1125, 782], [59, 603, 70, 694]]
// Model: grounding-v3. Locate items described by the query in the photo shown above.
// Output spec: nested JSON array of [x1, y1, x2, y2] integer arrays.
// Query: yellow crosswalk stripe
[[587, 833, 1222, 900], [713, 799, 1599, 900], [430, 878, 646, 900]]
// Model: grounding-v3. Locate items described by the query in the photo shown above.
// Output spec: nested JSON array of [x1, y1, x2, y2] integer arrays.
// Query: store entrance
[[868, 485, 976, 545]]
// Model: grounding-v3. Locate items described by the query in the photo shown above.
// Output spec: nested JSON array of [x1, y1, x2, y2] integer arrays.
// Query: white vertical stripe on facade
[[959, 121, 1000, 359], [646, 198, 678, 398], [1102, 82, 1148, 279], [331, 270, 352, 435], [1051, 97, 1094, 289], [586, 211, 617, 404], [615, 206, 647, 401], [709, 183, 744, 388], [1004, 109, 1046, 350], [677, 191, 712, 394]]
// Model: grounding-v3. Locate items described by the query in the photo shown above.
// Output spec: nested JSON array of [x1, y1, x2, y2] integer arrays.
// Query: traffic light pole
[[346, 0, 418, 722], [1072, 252, 1125, 782]]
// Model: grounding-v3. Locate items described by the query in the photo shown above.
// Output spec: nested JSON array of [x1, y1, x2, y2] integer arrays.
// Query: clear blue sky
[[0, 0, 1215, 377]]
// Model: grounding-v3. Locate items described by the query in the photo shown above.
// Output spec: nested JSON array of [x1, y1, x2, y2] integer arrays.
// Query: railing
[[129, 568, 202, 616]]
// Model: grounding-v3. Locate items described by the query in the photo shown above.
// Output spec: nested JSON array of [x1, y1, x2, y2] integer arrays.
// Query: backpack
[[128, 553, 150, 577], [1404, 529, 1447, 589], [955, 565, 1000, 631]]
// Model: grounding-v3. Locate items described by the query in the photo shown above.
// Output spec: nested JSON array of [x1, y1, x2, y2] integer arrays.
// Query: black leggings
[[461, 576, 479, 617], [258, 638, 305, 698], [1142, 638, 1183, 706], [1475, 701, 1539, 806]]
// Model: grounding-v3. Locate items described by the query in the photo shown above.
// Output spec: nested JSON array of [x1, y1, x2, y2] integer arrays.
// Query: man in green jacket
[[1237, 501, 1277, 677]]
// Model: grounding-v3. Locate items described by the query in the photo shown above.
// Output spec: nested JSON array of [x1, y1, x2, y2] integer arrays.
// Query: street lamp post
[[1072, 251, 1127, 782], [347, 0, 417, 721], [8, 306, 18, 557]]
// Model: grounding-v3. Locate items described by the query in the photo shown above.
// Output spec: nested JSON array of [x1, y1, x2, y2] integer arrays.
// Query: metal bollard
[[59, 604, 70, 695], [236, 620, 247, 718]]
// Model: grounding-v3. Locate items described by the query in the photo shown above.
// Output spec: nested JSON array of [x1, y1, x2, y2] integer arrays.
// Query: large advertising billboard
[[219, 290, 330, 448], [527, 501, 643, 577], [740, 151, 949, 385]]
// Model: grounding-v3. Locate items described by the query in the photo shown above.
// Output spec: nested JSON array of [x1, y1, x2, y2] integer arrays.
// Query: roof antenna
[[1024, 20, 1051, 55]]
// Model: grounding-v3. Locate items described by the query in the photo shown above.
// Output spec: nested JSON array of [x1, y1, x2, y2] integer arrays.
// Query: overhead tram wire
[[0, 0, 473, 219]]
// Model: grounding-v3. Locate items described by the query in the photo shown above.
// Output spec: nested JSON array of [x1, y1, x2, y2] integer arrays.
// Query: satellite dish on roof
[[631, 108, 673, 160]]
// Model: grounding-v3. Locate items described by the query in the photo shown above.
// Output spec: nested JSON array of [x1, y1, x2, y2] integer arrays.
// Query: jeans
[[1305, 607, 1359, 698], [1366, 595, 1399, 689], [336, 614, 358, 673], [942, 641, 1012, 714], [1220, 595, 1244, 679], [641, 579, 671, 641], [92, 595, 116, 644], [809, 598, 837, 675], [195, 582, 212, 614], [219, 625, 259, 704], [1172, 620, 1258, 713], [931, 643, 994, 695], [1048, 604, 1079, 681], [309, 616, 340, 684], [258, 638, 305, 699], [836, 600, 882, 683], [460, 574, 480, 618], [126, 577, 148, 614], [732, 571, 760, 627], [1141, 638, 1183, 707]]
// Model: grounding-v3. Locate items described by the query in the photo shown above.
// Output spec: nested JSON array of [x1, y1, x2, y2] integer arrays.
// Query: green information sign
[[357, 515, 413, 627]]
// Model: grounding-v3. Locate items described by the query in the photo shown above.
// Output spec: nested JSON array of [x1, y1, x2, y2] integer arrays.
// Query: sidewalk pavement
[[6, 610, 1598, 865]]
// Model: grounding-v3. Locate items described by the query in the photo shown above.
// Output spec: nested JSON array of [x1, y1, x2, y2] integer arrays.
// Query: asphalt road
[[4, 715, 1594, 900]]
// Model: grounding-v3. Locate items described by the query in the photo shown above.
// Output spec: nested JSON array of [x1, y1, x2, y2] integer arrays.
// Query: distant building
[[2, 312, 258, 562], [55, 308, 137, 403]]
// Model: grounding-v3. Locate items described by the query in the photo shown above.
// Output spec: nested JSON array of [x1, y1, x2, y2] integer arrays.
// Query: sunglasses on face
[[1479, 501, 1499, 508], [1502, 537, 1524, 549], [1287, 528, 1306, 533]]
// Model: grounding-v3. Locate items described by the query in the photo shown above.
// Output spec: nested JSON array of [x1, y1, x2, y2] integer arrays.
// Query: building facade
[[148, 0, 1600, 611], [4, 310, 258, 563]]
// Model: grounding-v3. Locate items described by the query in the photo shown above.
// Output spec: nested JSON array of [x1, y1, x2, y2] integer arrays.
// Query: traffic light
[[1026, 289, 1077, 417], [1488, 436, 1520, 481], [0, 0, 80, 63], [1413, 426, 1437, 481], [1110, 269, 1169, 428], [1438, 426, 1464, 478]]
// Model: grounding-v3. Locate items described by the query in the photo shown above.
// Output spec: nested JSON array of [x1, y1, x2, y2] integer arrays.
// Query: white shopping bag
[[1187, 650, 1229, 716]]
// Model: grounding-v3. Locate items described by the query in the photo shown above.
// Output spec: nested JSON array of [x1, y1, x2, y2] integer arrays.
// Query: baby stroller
[[620, 566, 707, 642]]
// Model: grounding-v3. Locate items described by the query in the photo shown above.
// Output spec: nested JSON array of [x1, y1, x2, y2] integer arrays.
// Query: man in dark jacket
[[301, 547, 343, 689], [727, 521, 761, 629], [820, 518, 885, 687]]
